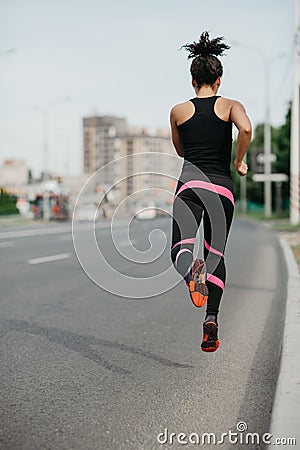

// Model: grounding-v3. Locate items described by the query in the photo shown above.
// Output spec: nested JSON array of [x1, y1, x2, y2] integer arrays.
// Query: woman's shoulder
[[170, 100, 195, 126], [218, 96, 245, 108], [170, 100, 193, 113], [214, 96, 243, 123]]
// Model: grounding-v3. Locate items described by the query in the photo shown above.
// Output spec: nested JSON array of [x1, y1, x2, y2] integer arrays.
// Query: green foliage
[[272, 104, 291, 205], [232, 104, 291, 210], [246, 123, 264, 205], [231, 141, 240, 198], [232, 138, 264, 205], [0, 188, 19, 215]]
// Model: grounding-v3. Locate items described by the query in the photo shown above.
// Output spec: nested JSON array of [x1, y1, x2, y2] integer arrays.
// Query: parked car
[[74, 203, 99, 222], [134, 201, 157, 220]]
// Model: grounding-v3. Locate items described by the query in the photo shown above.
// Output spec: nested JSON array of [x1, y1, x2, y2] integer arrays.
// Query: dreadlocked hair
[[181, 31, 230, 87]]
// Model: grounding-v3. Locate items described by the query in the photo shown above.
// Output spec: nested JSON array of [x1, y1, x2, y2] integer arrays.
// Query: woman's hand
[[234, 160, 248, 177]]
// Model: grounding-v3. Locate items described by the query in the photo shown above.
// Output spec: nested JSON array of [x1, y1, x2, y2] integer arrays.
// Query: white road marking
[[0, 241, 15, 248], [118, 240, 137, 247], [0, 226, 70, 239], [27, 253, 71, 265], [0, 220, 130, 240]]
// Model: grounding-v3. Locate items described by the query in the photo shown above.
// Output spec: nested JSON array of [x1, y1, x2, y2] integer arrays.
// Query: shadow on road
[[2, 319, 193, 375]]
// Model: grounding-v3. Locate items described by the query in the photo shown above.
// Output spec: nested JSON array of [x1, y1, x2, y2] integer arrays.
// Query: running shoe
[[186, 258, 208, 308], [201, 321, 220, 352]]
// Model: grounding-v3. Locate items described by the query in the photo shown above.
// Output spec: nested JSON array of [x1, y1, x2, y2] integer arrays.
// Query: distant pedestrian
[[170, 31, 252, 352]]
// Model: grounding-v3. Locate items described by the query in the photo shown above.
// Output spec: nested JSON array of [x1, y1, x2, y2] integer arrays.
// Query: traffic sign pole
[[252, 174, 289, 182]]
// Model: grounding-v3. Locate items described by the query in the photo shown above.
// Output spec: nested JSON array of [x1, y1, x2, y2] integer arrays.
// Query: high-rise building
[[82, 115, 180, 210], [83, 116, 127, 175]]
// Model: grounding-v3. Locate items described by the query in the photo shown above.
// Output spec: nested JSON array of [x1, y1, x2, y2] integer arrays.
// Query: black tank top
[[178, 96, 233, 178]]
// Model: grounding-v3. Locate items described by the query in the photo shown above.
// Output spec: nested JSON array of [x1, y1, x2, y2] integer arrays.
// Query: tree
[[0, 188, 19, 215], [28, 168, 33, 184], [232, 103, 291, 210]]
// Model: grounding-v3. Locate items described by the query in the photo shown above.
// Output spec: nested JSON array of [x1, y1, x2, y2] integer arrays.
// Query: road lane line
[[27, 253, 71, 265], [0, 226, 70, 239], [0, 220, 130, 240], [118, 240, 137, 247], [0, 241, 15, 248]]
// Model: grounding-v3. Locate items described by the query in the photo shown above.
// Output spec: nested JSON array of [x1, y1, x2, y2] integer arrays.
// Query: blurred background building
[[0, 115, 179, 219], [0, 159, 29, 188], [82, 115, 178, 214]]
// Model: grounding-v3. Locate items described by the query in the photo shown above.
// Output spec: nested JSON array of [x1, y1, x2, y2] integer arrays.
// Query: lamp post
[[290, 0, 300, 225], [264, 55, 272, 218], [0, 48, 16, 57], [34, 96, 70, 220], [231, 41, 284, 218]]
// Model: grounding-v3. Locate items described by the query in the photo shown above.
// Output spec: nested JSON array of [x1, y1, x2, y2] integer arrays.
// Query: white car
[[74, 204, 99, 222], [134, 201, 157, 220]]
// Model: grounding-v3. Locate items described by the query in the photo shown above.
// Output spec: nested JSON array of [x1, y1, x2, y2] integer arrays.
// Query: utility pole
[[264, 61, 272, 218], [290, 0, 300, 225], [42, 108, 50, 221], [34, 96, 70, 220]]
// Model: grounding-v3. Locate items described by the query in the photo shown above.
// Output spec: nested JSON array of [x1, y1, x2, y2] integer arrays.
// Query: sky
[[0, 0, 297, 177]]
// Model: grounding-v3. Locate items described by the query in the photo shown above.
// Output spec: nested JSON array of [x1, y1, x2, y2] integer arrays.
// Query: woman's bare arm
[[230, 101, 252, 176], [170, 106, 184, 157]]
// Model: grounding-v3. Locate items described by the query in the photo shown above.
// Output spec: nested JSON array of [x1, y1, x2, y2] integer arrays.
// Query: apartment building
[[82, 115, 180, 208]]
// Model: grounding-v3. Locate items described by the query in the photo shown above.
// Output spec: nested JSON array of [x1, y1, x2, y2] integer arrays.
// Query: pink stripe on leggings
[[175, 180, 234, 205], [206, 273, 225, 290], [175, 248, 193, 266], [204, 239, 224, 258], [171, 237, 196, 251]]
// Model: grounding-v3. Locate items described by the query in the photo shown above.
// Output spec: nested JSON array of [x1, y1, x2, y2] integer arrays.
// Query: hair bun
[[181, 31, 230, 59]]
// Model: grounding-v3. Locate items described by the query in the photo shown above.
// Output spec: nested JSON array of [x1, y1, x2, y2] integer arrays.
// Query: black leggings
[[171, 162, 235, 317]]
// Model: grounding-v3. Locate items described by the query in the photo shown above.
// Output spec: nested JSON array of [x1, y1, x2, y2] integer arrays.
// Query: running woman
[[170, 32, 252, 352]]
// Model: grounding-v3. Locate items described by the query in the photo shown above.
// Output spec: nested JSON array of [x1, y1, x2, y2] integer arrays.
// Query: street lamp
[[0, 48, 17, 57], [34, 96, 70, 220], [231, 40, 285, 218]]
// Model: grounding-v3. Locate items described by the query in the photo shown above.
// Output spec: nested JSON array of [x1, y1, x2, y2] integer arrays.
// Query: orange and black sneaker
[[185, 258, 208, 308], [201, 319, 220, 352]]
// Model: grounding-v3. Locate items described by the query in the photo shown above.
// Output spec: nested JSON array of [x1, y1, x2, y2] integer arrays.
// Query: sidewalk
[[236, 214, 300, 446], [281, 230, 300, 269], [258, 218, 300, 447], [269, 235, 300, 447], [0, 214, 39, 228]]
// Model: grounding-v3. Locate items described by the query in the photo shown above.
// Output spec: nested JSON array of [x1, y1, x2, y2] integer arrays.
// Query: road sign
[[256, 153, 277, 164], [252, 173, 288, 182]]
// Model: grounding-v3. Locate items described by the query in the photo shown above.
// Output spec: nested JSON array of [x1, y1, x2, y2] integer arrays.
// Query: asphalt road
[[0, 216, 287, 450]]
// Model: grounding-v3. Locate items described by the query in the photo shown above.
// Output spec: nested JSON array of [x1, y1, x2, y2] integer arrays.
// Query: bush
[[0, 188, 19, 215]]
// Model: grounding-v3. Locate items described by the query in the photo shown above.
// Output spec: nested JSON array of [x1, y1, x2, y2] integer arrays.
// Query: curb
[[269, 236, 300, 446]]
